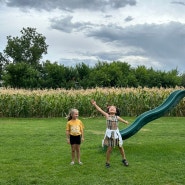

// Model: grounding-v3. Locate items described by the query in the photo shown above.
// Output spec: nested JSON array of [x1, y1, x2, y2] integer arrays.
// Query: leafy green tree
[[4, 27, 48, 67], [75, 63, 91, 88], [2, 62, 40, 88], [134, 66, 149, 87], [110, 61, 132, 87], [1, 27, 48, 88], [64, 66, 79, 89], [146, 68, 162, 88], [89, 62, 111, 87], [127, 72, 138, 87], [0, 52, 9, 84], [76, 63, 90, 79], [89, 68, 110, 87], [162, 69, 181, 87], [180, 73, 185, 87], [41, 60, 66, 88]]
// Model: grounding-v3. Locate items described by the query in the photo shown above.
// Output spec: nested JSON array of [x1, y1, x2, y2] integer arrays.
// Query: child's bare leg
[[76, 144, 81, 162], [106, 146, 112, 164], [119, 146, 126, 159], [71, 144, 76, 162], [119, 146, 129, 166]]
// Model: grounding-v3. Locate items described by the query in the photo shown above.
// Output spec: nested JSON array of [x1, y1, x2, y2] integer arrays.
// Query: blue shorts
[[70, 135, 81, 145]]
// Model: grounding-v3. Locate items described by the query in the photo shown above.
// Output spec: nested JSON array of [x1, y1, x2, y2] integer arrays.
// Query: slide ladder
[[120, 90, 185, 140]]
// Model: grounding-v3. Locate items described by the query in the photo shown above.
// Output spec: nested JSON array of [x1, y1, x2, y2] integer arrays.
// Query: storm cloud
[[4, 0, 137, 11], [1, 0, 185, 73]]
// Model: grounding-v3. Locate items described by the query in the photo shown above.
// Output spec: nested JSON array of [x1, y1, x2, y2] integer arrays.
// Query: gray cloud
[[85, 22, 185, 72], [91, 49, 145, 62], [87, 24, 124, 42], [50, 16, 94, 33], [171, 1, 185, 6], [49, 17, 185, 72], [104, 15, 113, 18], [124, 16, 134, 22], [93, 51, 125, 61], [4, 0, 137, 11], [87, 22, 185, 58], [1, 0, 185, 73], [58, 58, 97, 67]]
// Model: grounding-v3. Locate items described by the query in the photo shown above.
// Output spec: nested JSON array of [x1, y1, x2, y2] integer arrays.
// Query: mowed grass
[[0, 117, 184, 185]]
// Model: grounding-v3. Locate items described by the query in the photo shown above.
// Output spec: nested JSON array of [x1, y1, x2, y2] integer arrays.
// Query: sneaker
[[105, 162, 110, 168], [122, 159, 129, 166], [78, 161, 83, 165], [70, 161, 74, 165]]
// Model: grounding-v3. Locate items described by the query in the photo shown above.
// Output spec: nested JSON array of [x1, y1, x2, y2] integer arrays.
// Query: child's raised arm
[[91, 100, 108, 117], [117, 116, 129, 125]]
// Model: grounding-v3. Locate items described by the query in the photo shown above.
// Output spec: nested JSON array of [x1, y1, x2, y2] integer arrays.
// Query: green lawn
[[0, 117, 184, 185]]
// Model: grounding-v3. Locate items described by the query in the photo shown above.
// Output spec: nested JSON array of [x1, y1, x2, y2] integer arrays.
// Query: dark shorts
[[70, 135, 81, 145]]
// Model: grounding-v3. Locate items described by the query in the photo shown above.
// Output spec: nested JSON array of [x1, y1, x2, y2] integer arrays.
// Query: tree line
[[0, 27, 185, 89]]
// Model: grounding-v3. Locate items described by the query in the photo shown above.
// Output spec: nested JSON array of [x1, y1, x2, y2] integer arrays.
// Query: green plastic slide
[[120, 90, 185, 140]]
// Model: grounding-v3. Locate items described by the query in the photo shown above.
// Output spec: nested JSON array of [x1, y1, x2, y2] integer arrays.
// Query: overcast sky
[[1, 0, 185, 73]]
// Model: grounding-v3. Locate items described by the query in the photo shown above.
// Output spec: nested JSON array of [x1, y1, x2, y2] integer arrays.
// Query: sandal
[[70, 161, 75, 165], [122, 159, 129, 166], [105, 162, 110, 168]]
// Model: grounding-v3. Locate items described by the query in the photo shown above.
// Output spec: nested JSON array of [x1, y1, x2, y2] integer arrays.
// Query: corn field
[[0, 87, 185, 118]]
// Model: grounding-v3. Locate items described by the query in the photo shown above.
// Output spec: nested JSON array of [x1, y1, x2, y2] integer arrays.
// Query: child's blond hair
[[67, 108, 78, 121]]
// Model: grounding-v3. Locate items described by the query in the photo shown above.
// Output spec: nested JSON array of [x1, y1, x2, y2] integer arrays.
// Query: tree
[[75, 63, 91, 88], [135, 66, 150, 87], [109, 61, 132, 87], [0, 52, 9, 85], [4, 27, 48, 67], [181, 73, 185, 87], [41, 60, 66, 88], [2, 62, 40, 88], [163, 69, 181, 87]]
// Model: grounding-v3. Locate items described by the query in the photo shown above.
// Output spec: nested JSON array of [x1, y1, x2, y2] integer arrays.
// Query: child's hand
[[91, 99, 96, 105], [67, 138, 70, 144], [125, 120, 129, 125]]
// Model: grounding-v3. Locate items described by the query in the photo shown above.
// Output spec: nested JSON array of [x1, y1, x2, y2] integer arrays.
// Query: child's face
[[72, 111, 79, 119], [108, 106, 116, 114]]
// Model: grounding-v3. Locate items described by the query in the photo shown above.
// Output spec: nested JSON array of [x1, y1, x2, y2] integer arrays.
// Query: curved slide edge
[[120, 90, 185, 140]]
